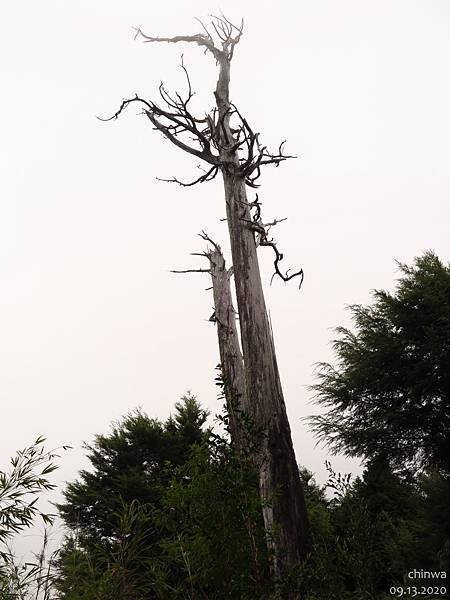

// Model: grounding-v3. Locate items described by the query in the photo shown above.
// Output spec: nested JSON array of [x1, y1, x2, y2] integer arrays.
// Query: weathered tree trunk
[[207, 247, 247, 449], [214, 55, 310, 577], [107, 16, 311, 587], [223, 171, 310, 576]]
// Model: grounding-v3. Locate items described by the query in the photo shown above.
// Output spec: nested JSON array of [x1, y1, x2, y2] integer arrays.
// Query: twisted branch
[[100, 17, 291, 189], [245, 195, 304, 288], [170, 231, 223, 276], [134, 15, 243, 62]]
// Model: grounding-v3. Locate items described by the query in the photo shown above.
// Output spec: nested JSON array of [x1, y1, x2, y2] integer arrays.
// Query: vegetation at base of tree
[[2, 252, 450, 598], [310, 251, 450, 477], [53, 371, 449, 598], [54, 388, 274, 599], [2, 404, 450, 599], [53, 421, 450, 599], [56, 393, 208, 543]]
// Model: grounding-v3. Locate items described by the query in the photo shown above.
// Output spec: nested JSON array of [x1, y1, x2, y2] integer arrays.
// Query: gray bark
[[207, 247, 247, 449], [223, 170, 310, 573], [213, 54, 310, 576]]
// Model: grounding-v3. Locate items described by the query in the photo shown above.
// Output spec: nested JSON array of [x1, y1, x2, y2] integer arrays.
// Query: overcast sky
[[2, 0, 450, 552]]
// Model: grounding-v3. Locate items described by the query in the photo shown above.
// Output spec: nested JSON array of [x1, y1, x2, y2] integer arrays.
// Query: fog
[[1, 0, 449, 553]]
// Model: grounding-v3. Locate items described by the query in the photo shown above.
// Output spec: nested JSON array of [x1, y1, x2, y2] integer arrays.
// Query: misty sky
[[1, 0, 450, 551]]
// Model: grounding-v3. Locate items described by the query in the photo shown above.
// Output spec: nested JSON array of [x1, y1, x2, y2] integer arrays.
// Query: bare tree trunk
[[214, 52, 310, 577], [207, 246, 247, 449], [172, 239, 247, 450], [223, 173, 309, 572]]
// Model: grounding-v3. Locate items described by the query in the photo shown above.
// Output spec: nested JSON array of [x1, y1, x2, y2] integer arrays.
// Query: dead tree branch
[[230, 104, 296, 188], [97, 45, 221, 172], [244, 195, 304, 289], [134, 14, 243, 62], [170, 231, 246, 449], [170, 231, 222, 276], [170, 268, 210, 274], [100, 18, 292, 189], [198, 230, 221, 252], [157, 165, 219, 187]]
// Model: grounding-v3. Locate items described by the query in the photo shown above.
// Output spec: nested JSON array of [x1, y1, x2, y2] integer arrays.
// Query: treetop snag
[[98, 16, 294, 189], [134, 14, 244, 62], [98, 15, 303, 289]]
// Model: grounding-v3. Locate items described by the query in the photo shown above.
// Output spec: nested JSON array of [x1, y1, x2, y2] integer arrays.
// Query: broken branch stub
[[171, 233, 247, 450], [207, 246, 247, 449]]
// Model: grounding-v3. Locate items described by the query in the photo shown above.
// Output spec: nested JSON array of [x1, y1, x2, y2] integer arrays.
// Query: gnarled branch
[[244, 195, 304, 288], [134, 14, 243, 62], [157, 165, 219, 187], [100, 19, 291, 189]]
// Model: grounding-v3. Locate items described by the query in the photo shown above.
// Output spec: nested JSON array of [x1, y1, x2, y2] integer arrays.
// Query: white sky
[[1, 0, 450, 552]]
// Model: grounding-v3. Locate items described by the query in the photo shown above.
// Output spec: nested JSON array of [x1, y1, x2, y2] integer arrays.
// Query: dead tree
[[171, 232, 247, 449], [101, 16, 310, 580]]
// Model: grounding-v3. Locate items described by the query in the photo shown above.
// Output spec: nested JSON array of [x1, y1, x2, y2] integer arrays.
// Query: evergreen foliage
[[55, 391, 273, 599], [57, 394, 208, 542], [300, 460, 449, 599], [310, 252, 450, 476], [3, 399, 449, 598], [54, 397, 450, 599], [4, 252, 450, 598]]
